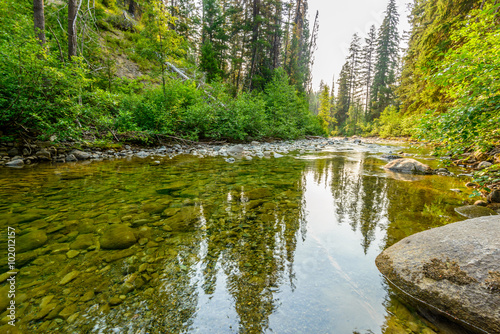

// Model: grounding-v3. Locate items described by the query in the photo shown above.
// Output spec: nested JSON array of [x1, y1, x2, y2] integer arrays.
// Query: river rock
[[164, 207, 200, 231], [59, 270, 80, 285], [35, 149, 51, 160], [6, 159, 24, 167], [488, 189, 500, 204], [375, 216, 500, 334], [99, 225, 137, 249], [17, 230, 47, 253], [0, 285, 10, 312], [227, 145, 244, 156], [246, 188, 272, 200], [477, 161, 492, 170], [65, 154, 77, 162], [71, 149, 92, 160], [7, 148, 19, 157], [70, 233, 95, 250], [455, 205, 498, 218], [383, 158, 433, 174]]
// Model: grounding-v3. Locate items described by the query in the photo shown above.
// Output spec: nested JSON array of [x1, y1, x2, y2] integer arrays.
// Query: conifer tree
[[361, 25, 376, 114], [336, 62, 351, 127], [370, 0, 400, 120]]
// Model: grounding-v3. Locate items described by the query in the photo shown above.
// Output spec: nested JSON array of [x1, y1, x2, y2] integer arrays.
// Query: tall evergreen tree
[[346, 33, 361, 111], [361, 25, 376, 114], [200, 0, 227, 82], [336, 62, 351, 127], [370, 0, 400, 120]]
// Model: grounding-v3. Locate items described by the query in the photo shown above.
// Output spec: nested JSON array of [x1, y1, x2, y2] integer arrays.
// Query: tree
[[360, 25, 376, 114], [318, 81, 335, 133], [336, 62, 350, 127], [33, 0, 46, 45], [346, 33, 361, 111], [68, 0, 80, 60], [370, 0, 400, 120], [140, 0, 181, 97]]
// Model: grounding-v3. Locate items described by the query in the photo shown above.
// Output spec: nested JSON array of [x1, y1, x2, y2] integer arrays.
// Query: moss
[[485, 271, 500, 293], [422, 258, 477, 285]]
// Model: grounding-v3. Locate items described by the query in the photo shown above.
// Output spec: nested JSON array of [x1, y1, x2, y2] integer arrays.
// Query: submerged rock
[[455, 205, 497, 219], [164, 207, 200, 231], [245, 188, 272, 200], [376, 216, 500, 334], [17, 230, 47, 253], [383, 158, 433, 174], [100, 225, 136, 249]]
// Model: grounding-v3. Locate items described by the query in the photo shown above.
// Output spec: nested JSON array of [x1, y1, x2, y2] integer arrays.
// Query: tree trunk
[[128, 0, 136, 17], [68, 0, 78, 60], [248, 0, 261, 90], [33, 0, 46, 45]]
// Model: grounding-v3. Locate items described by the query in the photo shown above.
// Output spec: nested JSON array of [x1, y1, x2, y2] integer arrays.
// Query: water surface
[[0, 144, 468, 333]]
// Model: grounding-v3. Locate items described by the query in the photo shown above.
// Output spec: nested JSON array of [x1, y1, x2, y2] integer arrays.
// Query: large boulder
[[383, 158, 433, 174], [376, 216, 500, 333]]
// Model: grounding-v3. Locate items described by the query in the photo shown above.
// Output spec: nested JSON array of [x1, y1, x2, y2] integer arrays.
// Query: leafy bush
[[421, 3, 500, 154]]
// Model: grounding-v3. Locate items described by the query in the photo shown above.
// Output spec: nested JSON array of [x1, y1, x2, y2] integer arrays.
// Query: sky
[[307, 0, 412, 91]]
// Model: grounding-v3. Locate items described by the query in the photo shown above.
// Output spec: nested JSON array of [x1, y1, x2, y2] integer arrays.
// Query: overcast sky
[[307, 0, 411, 91]]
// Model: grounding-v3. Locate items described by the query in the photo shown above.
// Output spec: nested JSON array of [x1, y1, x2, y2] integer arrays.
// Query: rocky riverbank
[[0, 137, 369, 168]]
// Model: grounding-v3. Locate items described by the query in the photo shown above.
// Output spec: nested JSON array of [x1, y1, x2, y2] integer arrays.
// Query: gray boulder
[[383, 158, 433, 174], [376, 216, 500, 333], [71, 149, 92, 160], [5, 159, 24, 167]]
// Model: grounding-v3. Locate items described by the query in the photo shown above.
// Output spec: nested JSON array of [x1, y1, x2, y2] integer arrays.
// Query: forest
[[316, 0, 500, 156], [0, 0, 499, 154]]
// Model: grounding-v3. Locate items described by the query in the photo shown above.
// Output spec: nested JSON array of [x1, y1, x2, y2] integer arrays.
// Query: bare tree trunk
[[128, 0, 136, 17], [33, 0, 46, 45], [68, 0, 78, 60]]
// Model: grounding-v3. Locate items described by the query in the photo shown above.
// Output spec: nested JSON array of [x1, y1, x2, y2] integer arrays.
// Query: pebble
[[59, 271, 80, 285]]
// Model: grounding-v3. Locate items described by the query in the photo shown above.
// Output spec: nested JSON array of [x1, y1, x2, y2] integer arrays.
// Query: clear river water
[[0, 142, 469, 333]]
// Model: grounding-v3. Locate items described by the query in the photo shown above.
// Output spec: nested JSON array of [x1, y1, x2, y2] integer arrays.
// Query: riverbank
[[1, 136, 498, 203]]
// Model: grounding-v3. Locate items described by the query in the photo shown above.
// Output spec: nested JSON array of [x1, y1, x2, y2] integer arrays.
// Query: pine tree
[[336, 62, 351, 128], [200, 0, 227, 82], [370, 0, 400, 120], [346, 33, 361, 112], [360, 25, 376, 114]]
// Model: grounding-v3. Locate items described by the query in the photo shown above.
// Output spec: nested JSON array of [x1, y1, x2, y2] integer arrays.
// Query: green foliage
[[264, 68, 324, 138], [318, 83, 335, 133], [369, 106, 418, 138], [419, 3, 500, 154], [0, 35, 90, 138], [0, 0, 323, 143]]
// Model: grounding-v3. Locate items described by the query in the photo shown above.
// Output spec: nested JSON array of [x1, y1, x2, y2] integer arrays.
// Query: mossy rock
[[17, 230, 47, 253], [99, 225, 136, 249], [246, 188, 272, 200], [164, 207, 200, 232], [455, 205, 497, 219]]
